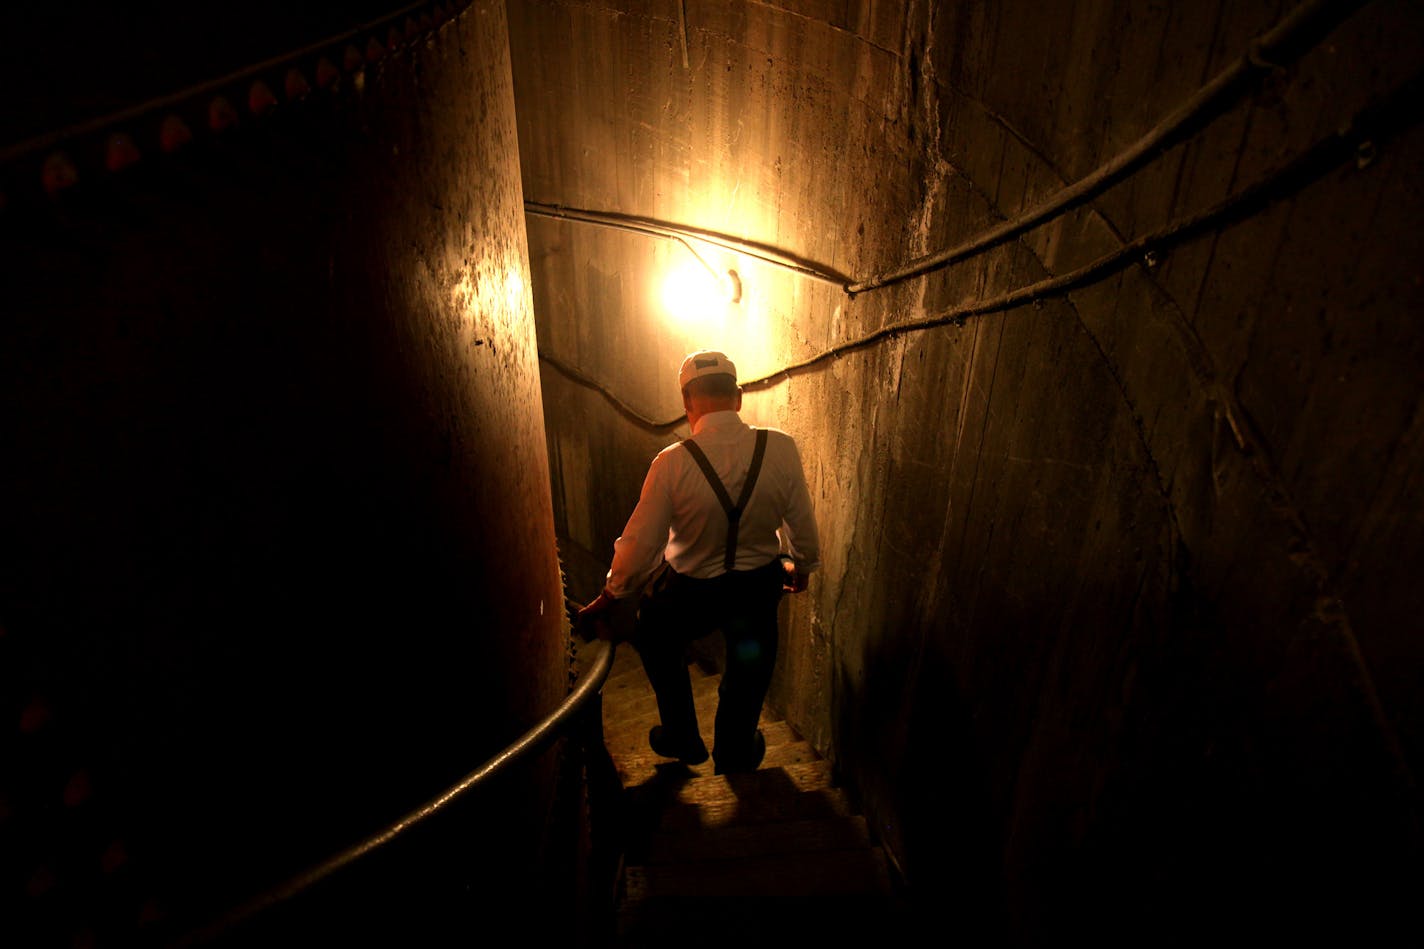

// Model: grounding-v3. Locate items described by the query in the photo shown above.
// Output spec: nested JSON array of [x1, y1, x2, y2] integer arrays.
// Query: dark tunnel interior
[[2, 1, 1422, 945]]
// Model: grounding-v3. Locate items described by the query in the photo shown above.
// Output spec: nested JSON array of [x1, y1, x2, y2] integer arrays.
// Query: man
[[577, 351, 820, 774]]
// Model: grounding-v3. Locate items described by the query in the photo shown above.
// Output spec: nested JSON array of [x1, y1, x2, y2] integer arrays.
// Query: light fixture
[[724, 268, 742, 304], [660, 239, 741, 326]]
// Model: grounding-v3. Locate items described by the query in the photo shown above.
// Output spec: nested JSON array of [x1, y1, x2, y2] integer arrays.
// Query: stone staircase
[[590, 642, 906, 945]]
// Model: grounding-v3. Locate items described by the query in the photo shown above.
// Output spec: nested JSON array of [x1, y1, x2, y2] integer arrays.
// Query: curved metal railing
[[177, 632, 616, 945]]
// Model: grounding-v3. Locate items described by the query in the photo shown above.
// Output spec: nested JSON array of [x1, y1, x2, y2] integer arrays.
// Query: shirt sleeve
[[605, 451, 675, 598], [778, 438, 821, 573]]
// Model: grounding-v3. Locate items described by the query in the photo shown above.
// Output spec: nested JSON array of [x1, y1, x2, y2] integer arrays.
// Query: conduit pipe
[[177, 637, 616, 944], [844, 0, 1366, 294], [526, 1, 1364, 300], [539, 65, 1422, 431], [523, 201, 851, 288]]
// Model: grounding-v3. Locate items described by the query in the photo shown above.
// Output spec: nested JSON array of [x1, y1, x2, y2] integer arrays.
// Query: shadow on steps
[[586, 643, 909, 945]]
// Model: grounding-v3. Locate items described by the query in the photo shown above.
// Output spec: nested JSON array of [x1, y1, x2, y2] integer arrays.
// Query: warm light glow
[[661, 258, 728, 327], [505, 267, 526, 314], [651, 173, 804, 386], [645, 221, 801, 384]]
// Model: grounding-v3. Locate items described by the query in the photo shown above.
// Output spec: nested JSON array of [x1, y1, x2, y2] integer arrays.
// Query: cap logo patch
[[695, 357, 719, 369]]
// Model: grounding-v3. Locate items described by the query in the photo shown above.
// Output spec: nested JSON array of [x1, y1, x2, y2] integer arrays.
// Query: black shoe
[[713, 729, 766, 775], [648, 726, 709, 764]]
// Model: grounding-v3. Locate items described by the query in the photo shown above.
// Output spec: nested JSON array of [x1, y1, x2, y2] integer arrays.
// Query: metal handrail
[[178, 634, 617, 945]]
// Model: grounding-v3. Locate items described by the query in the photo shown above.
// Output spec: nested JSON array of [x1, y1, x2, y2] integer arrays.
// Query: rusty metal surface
[[2, 2, 568, 943]]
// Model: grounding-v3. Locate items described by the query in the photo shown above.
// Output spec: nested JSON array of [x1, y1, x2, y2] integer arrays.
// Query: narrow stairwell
[[587, 641, 906, 945]]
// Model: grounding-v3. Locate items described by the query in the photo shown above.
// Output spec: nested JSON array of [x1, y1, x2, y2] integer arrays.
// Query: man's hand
[[779, 557, 810, 594], [576, 590, 635, 642], [575, 590, 614, 640]]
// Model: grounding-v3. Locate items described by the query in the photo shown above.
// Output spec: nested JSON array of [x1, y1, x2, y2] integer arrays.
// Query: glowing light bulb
[[661, 259, 725, 326]]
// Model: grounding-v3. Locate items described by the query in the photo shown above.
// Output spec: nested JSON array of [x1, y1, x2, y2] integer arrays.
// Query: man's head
[[679, 350, 741, 423]]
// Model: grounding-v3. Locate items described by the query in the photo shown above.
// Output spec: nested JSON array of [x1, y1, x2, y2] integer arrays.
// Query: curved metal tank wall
[[1, 2, 568, 943], [510, 0, 1423, 942]]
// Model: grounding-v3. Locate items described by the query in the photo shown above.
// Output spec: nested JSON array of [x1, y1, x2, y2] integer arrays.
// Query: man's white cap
[[678, 350, 738, 390]]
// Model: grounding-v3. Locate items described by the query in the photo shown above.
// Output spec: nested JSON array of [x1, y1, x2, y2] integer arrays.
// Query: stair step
[[617, 893, 904, 947], [646, 815, 872, 864], [599, 648, 711, 684], [625, 846, 892, 900], [603, 719, 803, 759], [601, 676, 722, 728], [614, 738, 821, 784], [674, 760, 835, 803], [595, 650, 652, 689], [622, 760, 836, 812], [595, 646, 903, 942], [658, 787, 856, 832], [757, 738, 819, 767], [601, 670, 655, 702], [602, 693, 725, 739]]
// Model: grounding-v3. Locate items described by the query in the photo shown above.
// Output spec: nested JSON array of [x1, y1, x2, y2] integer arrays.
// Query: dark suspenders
[[681, 428, 768, 573]]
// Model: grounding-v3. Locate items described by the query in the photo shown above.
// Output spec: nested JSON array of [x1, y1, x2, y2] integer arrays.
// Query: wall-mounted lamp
[[661, 239, 741, 325], [724, 268, 742, 304]]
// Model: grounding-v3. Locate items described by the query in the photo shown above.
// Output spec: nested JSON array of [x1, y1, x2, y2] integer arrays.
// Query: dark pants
[[633, 559, 784, 768]]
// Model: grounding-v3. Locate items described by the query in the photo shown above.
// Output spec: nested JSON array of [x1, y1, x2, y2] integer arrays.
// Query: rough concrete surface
[[511, 0, 1423, 942]]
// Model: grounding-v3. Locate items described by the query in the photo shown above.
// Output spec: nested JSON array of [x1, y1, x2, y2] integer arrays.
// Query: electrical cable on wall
[[523, 202, 851, 288], [0, 0, 1387, 442], [843, 0, 1365, 295], [525, 0, 1362, 302], [0, 0, 1370, 325], [540, 66, 1422, 433], [534, 0, 1377, 430]]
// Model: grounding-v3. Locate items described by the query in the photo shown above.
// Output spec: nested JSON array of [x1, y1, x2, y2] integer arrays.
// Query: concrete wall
[[510, 0, 1423, 941], [2, 2, 568, 943]]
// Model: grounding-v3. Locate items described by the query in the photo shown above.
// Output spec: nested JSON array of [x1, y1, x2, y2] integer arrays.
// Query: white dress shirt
[[605, 410, 821, 598]]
